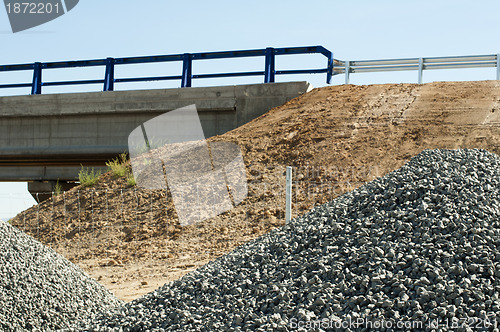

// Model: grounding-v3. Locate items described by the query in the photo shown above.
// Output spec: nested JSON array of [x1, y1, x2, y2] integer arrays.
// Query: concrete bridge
[[0, 81, 311, 199]]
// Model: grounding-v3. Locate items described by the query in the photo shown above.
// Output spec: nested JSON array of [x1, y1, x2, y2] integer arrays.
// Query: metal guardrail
[[1, 46, 499, 95], [0, 46, 334, 95], [335, 54, 500, 84]]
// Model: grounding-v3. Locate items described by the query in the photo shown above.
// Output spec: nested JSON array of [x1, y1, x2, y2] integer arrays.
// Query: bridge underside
[[2, 155, 110, 200]]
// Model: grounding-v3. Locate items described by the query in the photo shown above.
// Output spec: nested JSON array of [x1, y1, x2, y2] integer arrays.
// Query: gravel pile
[[0, 221, 122, 331], [81, 149, 500, 331]]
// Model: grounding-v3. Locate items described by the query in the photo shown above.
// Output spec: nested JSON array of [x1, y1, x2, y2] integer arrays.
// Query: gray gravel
[[0, 221, 122, 331], [80, 149, 500, 331]]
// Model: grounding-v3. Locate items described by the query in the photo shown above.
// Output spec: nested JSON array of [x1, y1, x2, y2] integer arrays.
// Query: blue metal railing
[[0, 46, 335, 95], [3, 46, 500, 95]]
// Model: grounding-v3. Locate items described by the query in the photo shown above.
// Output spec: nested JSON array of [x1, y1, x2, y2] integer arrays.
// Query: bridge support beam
[[28, 181, 78, 202], [0, 82, 312, 187]]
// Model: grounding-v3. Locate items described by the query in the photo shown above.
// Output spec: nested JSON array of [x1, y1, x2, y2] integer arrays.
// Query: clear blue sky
[[1, 0, 500, 218]]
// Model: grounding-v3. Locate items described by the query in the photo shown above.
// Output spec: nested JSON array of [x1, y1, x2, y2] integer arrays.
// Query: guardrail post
[[264, 47, 275, 83], [418, 58, 424, 84], [496, 54, 500, 81], [31, 62, 42, 95], [103, 57, 115, 91], [345, 61, 350, 84], [285, 166, 292, 223], [181, 53, 192, 88], [326, 53, 334, 84]]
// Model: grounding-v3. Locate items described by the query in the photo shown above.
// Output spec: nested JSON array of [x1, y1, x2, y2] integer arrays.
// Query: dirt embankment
[[11, 81, 500, 301]]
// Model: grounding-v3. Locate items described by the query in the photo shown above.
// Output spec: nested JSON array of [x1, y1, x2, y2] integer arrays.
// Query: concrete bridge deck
[[0, 82, 311, 198]]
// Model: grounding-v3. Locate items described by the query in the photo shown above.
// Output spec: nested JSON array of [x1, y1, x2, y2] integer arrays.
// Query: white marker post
[[285, 166, 292, 223]]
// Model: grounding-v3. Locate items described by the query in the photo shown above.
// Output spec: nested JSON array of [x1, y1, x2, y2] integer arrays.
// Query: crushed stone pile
[[79, 149, 500, 331], [0, 221, 122, 331]]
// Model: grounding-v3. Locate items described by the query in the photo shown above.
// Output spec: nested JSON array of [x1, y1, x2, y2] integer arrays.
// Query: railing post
[[345, 61, 350, 84], [31, 62, 42, 95], [418, 58, 424, 84], [285, 166, 292, 223], [264, 47, 275, 83], [326, 53, 334, 84], [181, 53, 192, 88], [103, 57, 115, 91], [496, 54, 500, 81]]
